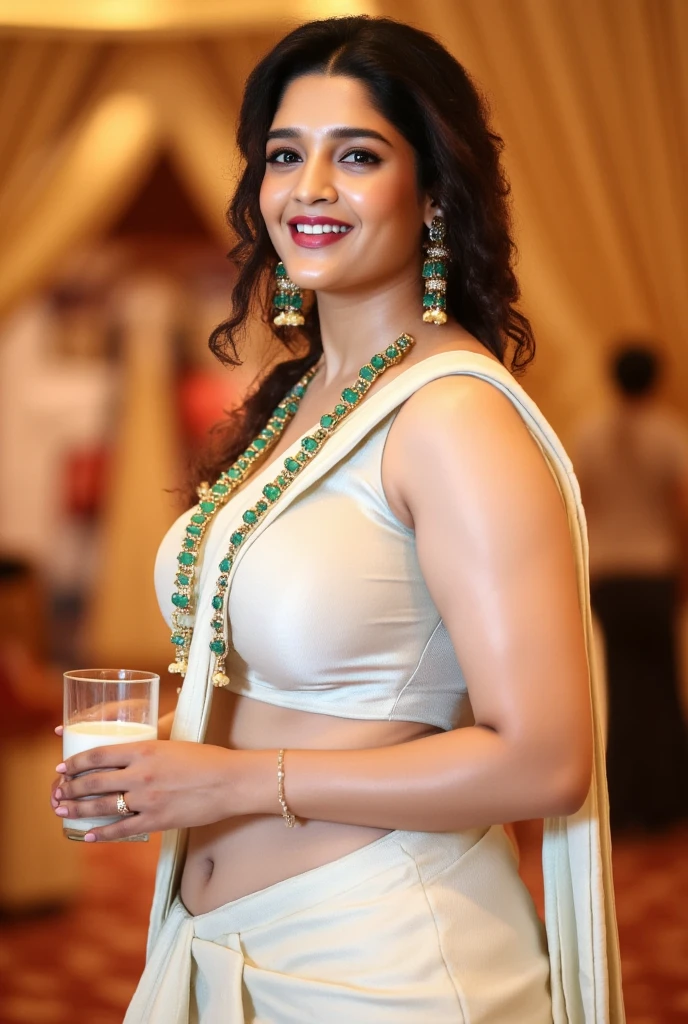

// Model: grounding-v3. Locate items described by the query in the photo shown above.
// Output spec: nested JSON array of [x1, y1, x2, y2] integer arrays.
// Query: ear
[[423, 195, 443, 229]]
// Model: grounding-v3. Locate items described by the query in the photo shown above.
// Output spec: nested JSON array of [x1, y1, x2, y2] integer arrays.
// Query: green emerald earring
[[273, 261, 305, 327], [422, 215, 449, 325]]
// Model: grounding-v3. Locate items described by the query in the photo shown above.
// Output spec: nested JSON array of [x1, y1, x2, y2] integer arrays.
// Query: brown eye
[[341, 149, 381, 165], [267, 149, 302, 164]]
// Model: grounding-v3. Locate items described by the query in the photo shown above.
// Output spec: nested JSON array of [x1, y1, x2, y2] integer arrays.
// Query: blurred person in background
[[0, 557, 61, 729], [575, 343, 688, 831], [0, 558, 75, 916]]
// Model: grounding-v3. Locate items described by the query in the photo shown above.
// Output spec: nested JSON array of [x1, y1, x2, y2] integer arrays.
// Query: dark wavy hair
[[191, 15, 534, 496]]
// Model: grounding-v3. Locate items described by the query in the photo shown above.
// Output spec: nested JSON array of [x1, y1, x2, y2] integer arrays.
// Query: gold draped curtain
[[0, 0, 686, 430]]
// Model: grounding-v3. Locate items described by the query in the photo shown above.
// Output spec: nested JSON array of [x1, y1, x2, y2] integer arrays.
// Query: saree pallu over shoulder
[[147, 351, 624, 1023]]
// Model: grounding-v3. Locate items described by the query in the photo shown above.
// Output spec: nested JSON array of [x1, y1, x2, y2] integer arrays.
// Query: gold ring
[[116, 792, 131, 816]]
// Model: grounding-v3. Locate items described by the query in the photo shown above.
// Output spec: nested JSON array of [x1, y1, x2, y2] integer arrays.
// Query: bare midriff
[[180, 690, 440, 915]]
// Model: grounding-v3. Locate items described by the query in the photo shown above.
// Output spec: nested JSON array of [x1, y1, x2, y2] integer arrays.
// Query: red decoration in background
[[178, 372, 241, 445], [62, 446, 110, 518]]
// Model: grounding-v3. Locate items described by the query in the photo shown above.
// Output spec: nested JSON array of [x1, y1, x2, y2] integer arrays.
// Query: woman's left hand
[[53, 740, 257, 842]]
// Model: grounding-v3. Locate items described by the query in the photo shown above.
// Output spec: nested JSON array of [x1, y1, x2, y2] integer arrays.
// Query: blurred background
[[0, 1, 686, 1022]]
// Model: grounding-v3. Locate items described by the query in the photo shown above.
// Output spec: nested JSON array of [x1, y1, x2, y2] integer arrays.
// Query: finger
[[58, 769, 128, 802], [54, 725, 64, 737], [50, 774, 65, 808], [58, 740, 148, 777], [81, 815, 149, 843], [54, 794, 134, 821]]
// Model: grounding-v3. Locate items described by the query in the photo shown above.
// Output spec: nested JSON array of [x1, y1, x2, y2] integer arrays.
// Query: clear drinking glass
[[62, 668, 159, 842]]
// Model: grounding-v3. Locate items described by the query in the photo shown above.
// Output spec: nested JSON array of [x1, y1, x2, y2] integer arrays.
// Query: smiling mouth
[[288, 218, 354, 248], [294, 223, 352, 235]]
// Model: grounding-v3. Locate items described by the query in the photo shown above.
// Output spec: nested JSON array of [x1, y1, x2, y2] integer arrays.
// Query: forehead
[[271, 73, 397, 137]]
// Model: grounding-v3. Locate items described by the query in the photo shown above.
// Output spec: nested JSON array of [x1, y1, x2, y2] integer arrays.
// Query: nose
[[292, 152, 337, 206]]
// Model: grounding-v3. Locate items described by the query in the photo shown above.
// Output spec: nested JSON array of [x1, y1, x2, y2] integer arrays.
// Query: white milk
[[62, 720, 157, 834]]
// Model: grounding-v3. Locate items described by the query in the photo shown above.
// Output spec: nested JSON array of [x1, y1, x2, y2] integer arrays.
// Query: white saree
[[137, 352, 625, 1023]]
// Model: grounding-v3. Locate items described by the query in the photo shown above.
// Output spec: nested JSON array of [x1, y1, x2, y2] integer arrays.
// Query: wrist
[[227, 748, 279, 818]]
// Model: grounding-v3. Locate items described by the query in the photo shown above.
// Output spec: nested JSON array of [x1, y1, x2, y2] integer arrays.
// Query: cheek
[[259, 173, 291, 227], [348, 167, 422, 235], [259, 175, 290, 254], [258, 174, 276, 223], [358, 161, 421, 218]]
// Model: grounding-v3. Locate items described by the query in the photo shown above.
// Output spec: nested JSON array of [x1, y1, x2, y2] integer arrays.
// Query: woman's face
[[260, 74, 432, 293]]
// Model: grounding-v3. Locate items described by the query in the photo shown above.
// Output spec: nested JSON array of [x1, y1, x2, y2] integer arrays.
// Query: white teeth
[[293, 222, 351, 235]]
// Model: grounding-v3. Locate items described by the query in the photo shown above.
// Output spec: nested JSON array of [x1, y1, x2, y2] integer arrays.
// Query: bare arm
[[274, 378, 593, 830]]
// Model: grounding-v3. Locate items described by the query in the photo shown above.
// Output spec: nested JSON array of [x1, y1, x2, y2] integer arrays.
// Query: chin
[[287, 259, 352, 293]]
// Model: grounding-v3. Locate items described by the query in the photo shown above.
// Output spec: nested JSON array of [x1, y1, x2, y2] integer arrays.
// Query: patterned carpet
[[0, 823, 686, 1023], [515, 820, 688, 1024]]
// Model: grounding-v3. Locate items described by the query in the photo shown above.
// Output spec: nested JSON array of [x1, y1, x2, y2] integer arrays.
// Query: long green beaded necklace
[[169, 333, 415, 686]]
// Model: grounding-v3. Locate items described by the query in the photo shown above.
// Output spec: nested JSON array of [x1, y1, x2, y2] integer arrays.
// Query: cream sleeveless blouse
[[148, 352, 624, 1023], [155, 413, 474, 732]]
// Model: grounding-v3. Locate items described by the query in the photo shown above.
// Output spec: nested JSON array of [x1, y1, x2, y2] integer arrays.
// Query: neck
[[314, 264, 425, 384], [619, 393, 654, 412]]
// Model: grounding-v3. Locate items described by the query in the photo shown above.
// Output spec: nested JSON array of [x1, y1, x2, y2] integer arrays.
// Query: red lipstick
[[287, 216, 354, 248]]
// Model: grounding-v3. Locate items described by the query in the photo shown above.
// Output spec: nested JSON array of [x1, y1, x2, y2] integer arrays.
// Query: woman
[[52, 16, 623, 1022]]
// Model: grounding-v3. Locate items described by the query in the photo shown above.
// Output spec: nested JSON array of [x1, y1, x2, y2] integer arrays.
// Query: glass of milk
[[62, 668, 159, 842]]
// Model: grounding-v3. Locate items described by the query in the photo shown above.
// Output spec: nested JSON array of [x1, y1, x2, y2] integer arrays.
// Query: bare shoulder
[[400, 369, 517, 421], [389, 372, 539, 472], [383, 373, 559, 527]]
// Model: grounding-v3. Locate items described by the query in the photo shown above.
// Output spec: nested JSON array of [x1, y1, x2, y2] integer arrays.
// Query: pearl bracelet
[[277, 749, 297, 828]]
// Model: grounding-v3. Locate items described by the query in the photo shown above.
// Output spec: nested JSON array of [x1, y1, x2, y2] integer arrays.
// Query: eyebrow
[[266, 126, 392, 145]]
